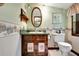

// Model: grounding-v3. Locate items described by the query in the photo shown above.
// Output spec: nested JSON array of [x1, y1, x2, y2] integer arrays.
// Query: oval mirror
[[31, 7, 42, 27]]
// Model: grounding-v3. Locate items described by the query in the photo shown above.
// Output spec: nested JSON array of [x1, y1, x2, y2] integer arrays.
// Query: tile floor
[[48, 50, 77, 56]]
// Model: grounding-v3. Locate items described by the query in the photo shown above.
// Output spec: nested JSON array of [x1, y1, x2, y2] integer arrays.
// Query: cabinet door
[[22, 35, 35, 56], [36, 35, 48, 56]]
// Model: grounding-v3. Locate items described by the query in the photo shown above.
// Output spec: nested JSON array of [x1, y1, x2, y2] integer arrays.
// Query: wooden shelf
[[20, 8, 29, 22]]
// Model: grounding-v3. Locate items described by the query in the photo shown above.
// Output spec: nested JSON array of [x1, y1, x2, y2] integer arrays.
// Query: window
[[72, 14, 79, 36], [52, 13, 62, 29]]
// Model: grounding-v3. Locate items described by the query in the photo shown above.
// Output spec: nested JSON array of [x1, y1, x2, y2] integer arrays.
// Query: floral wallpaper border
[[0, 21, 19, 38]]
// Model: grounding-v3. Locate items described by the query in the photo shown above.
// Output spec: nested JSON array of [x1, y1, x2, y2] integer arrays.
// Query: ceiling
[[42, 3, 73, 9]]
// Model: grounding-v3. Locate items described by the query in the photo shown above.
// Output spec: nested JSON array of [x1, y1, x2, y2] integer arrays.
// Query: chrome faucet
[[35, 28, 39, 32]]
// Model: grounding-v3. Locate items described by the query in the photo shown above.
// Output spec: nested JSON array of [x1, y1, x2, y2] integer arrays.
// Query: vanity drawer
[[36, 35, 47, 40]]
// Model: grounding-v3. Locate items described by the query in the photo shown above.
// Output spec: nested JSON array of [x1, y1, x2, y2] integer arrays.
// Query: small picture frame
[[27, 43, 34, 52], [38, 43, 45, 52]]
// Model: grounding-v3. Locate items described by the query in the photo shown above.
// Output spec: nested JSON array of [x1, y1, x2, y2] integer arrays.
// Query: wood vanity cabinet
[[21, 34, 48, 56]]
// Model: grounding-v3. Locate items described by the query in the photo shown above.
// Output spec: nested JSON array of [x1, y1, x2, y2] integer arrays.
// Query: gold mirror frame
[[31, 7, 42, 27]]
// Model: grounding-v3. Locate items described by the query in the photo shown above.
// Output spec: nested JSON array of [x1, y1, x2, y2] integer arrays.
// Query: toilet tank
[[54, 33, 65, 42]]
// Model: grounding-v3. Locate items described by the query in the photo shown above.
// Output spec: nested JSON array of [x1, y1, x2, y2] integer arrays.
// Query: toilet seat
[[58, 42, 72, 56], [58, 42, 72, 47]]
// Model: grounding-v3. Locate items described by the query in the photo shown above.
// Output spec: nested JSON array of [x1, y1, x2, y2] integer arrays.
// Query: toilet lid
[[58, 42, 71, 47]]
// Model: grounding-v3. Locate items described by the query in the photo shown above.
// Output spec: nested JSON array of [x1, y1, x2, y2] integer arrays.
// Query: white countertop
[[20, 30, 49, 35]]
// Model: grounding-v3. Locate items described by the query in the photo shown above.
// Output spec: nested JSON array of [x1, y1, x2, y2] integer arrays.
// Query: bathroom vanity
[[20, 30, 48, 56]]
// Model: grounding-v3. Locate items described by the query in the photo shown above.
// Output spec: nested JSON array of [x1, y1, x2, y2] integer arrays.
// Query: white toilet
[[53, 33, 72, 56]]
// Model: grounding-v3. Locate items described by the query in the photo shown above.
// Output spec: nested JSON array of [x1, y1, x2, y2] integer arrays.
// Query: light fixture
[[27, 4, 31, 9]]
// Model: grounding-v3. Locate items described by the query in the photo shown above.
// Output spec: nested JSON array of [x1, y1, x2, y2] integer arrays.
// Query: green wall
[[25, 3, 67, 30]]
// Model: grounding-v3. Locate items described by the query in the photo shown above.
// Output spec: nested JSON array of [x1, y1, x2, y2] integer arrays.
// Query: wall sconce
[[27, 4, 31, 9]]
